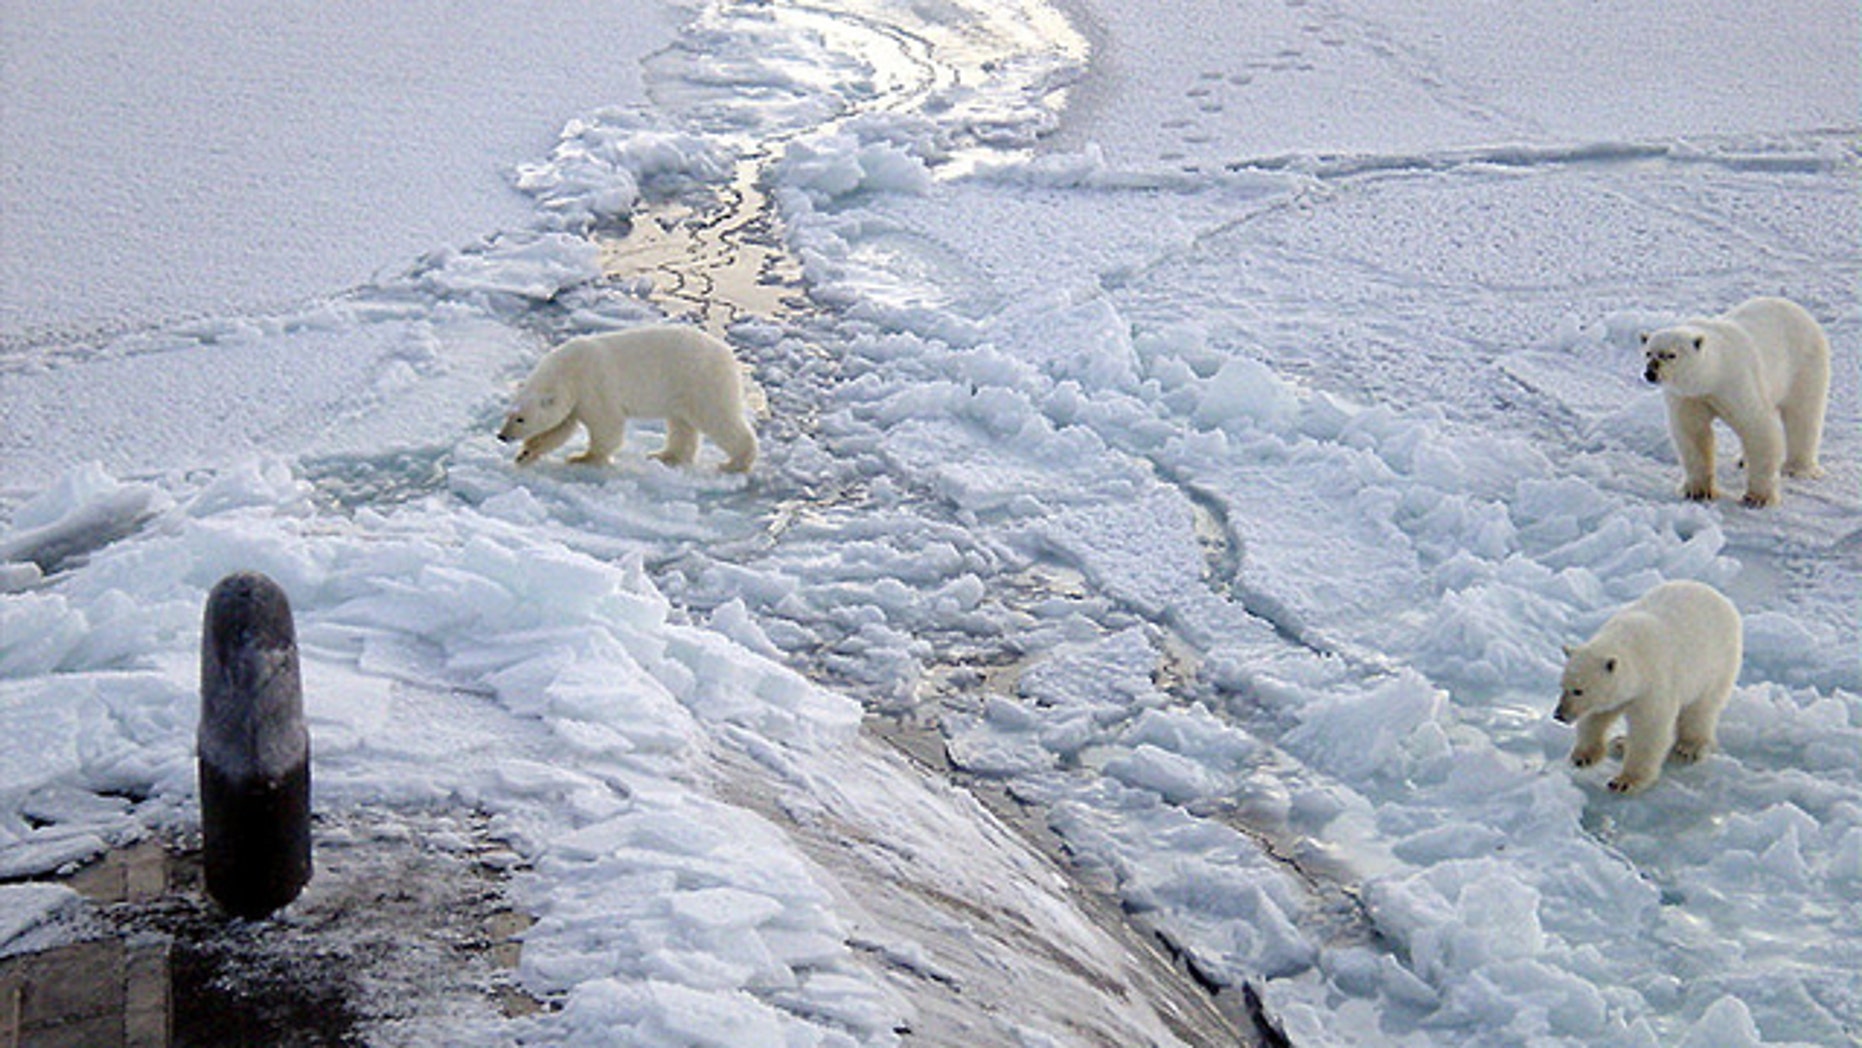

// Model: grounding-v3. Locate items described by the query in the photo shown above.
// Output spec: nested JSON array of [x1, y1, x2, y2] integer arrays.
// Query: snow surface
[[0, 0, 677, 344], [3, 0, 1860, 1045]]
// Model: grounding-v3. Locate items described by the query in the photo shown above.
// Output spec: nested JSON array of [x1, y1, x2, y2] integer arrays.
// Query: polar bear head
[[1640, 327, 1713, 395], [1553, 642, 1639, 723], [496, 375, 573, 444]]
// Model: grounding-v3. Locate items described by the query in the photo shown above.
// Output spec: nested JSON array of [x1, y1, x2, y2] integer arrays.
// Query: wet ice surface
[[0, 812, 536, 1046], [3, 0, 1860, 1045]]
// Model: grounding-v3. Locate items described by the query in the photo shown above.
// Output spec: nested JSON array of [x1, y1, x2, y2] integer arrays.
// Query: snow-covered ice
[[0, 0, 677, 343], [3, 0, 1858, 1045]]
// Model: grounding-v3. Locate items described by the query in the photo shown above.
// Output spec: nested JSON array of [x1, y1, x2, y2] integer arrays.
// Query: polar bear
[[1553, 580, 1742, 794], [497, 325, 757, 473], [1641, 296, 1829, 507]]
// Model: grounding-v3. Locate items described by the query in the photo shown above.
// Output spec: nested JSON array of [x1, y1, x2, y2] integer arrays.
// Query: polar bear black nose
[[1643, 364, 1661, 384]]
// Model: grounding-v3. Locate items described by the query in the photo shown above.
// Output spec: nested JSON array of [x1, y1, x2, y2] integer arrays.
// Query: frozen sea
[[2, 1, 1858, 1045]]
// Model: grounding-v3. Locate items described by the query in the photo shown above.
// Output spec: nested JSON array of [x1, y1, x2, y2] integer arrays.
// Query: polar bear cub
[[1642, 296, 1829, 507], [498, 325, 757, 473], [1554, 580, 1741, 794]]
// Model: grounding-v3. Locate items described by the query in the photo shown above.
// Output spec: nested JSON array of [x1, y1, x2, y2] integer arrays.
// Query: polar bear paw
[[1607, 772, 1652, 795], [1570, 742, 1606, 768], [1680, 480, 1718, 502], [1740, 489, 1779, 509], [1671, 738, 1712, 764]]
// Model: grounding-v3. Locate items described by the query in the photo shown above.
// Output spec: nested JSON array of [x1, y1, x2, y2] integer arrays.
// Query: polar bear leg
[[1673, 679, 1734, 764], [1783, 317, 1831, 477], [652, 418, 699, 466], [517, 416, 579, 465], [1611, 709, 1675, 794], [568, 418, 626, 466], [711, 417, 758, 474], [1780, 385, 1828, 479], [1731, 411, 1785, 507], [1571, 709, 1619, 767], [1666, 398, 1718, 501], [1672, 701, 1720, 763]]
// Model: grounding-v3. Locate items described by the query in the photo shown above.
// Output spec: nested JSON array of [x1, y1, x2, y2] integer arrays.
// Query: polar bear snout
[[1551, 701, 1573, 724], [1643, 348, 1676, 385], [1640, 333, 1695, 388]]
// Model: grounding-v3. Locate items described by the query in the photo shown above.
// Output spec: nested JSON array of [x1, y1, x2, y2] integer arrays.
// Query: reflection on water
[[2, 842, 187, 1048], [2, 938, 169, 1048], [600, 159, 807, 336], [609, 0, 1089, 329]]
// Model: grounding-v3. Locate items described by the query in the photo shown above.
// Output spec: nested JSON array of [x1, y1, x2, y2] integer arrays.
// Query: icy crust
[[0, 277, 615, 495], [636, 0, 1087, 160], [2, 1, 1857, 1045], [0, 1, 681, 343], [0, 451, 1232, 1044], [515, 109, 733, 233], [0, 463, 905, 1043], [731, 116, 1860, 1044]]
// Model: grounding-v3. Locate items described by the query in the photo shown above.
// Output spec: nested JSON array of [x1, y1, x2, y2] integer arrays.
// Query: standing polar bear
[[498, 325, 758, 473], [1554, 580, 1742, 795], [1642, 296, 1829, 508]]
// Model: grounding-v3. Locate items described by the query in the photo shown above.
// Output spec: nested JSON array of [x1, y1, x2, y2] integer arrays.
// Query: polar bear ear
[[1561, 643, 1574, 657], [1638, 332, 1649, 345], [1690, 336, 1704, 350]]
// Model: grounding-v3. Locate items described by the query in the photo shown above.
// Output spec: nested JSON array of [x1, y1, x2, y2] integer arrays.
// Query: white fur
[[1642, 296, 1830, 507], [497, 325, 757, 473], [1553, 580, 1742, 794]]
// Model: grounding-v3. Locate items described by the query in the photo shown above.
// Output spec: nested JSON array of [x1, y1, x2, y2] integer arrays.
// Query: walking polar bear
[[1554, 580, 1742, 795], [497, 325, 758, 473], [1641, 296, 1829, 508]]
